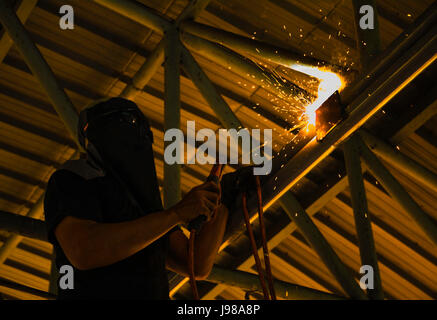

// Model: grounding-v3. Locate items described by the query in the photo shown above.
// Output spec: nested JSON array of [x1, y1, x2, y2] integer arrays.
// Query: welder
[[44, 97, 229, 299]]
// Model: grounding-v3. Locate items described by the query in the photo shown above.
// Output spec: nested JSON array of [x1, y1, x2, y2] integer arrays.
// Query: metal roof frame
[[0, 0, 435, 300]]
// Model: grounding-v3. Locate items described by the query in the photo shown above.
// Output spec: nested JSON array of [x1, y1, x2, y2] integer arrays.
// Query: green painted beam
[[357, 136, 437, 246], [0, 1, 82, 151], [360, 129, 437, 194], [343, 135, 383, 299], [0, 0, 38, 64], [207, 266, 346, 300], [351, 0, 381, 70], [163, 28, 182, 209], [279, 191, 367, 299]]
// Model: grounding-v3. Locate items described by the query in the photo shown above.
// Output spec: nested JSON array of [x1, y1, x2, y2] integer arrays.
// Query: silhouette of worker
[[44, 97, 228, 299]]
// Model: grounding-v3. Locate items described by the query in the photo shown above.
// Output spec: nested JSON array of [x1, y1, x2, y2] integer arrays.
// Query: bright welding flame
[[291, 64, 345, 127]]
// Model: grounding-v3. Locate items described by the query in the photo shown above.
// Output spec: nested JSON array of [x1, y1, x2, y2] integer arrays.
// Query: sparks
[[290, 64, 345, 128]]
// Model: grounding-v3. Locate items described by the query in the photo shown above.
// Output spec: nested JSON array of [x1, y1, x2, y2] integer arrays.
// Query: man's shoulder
[[48, 158, 107, 190], [48, 169, 88, 188], [59, 159, 105, 180], [44, 170, 105, 245], [44, 167, 107, 217], [46, 169, 100, 202]]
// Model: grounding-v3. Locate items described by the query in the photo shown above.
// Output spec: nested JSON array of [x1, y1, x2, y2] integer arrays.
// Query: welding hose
[[188, 164, 224, 300], [255, 176, 276, 300], [242, 191, 270, 300], [188, 229, 200, 300], [188, 166, 274, 300]]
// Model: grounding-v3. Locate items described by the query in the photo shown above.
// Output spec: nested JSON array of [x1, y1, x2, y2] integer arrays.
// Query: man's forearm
[[63, 209, 181, 270], [194, 205, 229, 277]]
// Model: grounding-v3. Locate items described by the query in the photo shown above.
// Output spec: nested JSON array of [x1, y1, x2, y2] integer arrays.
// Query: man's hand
[[167, 204, 229, 280], [170, 181, 220, 224]]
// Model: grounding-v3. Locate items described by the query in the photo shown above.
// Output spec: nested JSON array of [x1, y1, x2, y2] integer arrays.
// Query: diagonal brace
[[356, 135, 437, 246], [343, 134, 383, 299], [279, 191, 367, 299]]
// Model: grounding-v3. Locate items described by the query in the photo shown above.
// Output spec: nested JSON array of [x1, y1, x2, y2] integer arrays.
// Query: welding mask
[[78, 97, 163, 213]]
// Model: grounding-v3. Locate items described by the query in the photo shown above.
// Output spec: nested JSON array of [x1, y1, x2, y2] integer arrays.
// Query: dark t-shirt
[[44, 169, 175, 300]]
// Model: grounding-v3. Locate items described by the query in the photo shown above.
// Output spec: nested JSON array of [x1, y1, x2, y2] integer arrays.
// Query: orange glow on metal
[[341, 53, 437, 142], [266, 54, 437, 213], [221, 55, 437, 255], [173, 54, 436, 298], [169, 277, 189, 298], [291, 64, 345, 128]]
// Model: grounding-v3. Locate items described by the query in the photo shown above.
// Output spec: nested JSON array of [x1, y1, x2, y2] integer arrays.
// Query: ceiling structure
[[0, 0, 435, 300]]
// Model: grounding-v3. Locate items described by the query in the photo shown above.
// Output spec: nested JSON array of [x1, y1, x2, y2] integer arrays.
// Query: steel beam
[[180, 32, 313, 106], [181, 46, 243, 130], [352, 0, 381, 70], [2, 0, 432, 300], [120, 40, 165, 99], [255, 25, 436, 217], [199, 20, 436, 295], [163, 28, 182, 209], [48, 252, 58, 296], [341, 2, 436, 106], [343, 135, 383, 299], [207, 266, 345, 300], [201, 25, 436, 292], [0, 195, 44, 265], [360, 129, 437, 194], [98, 0, 216, 209], [391, 97, 437, 144], [268, 0, 356, 50], [375, 3, 409, 30], [175, 0, 212, 24], [0, 0, 38, 64], [0, 277, 55, 300], [93, 0, 172, 34], [119, 0, 213, 100], [201, 175, 363, 299], [180, 20, 326, 68], [19, 0, 293, 136], [181, 46, 249, 167], [101, 0, 313, 122], [357, 136, 437, 245], [278, 192, 367, 299], [0, 148, 79, 269], [0, 210, 47, 241], [0, 1, 82, 151], [0, 0, 213, 289]]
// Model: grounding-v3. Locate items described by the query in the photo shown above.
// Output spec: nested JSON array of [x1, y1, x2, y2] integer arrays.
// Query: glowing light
[[290, 64, 345, 127]]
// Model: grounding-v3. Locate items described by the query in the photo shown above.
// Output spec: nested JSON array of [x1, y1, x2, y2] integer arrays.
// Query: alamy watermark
[[359, 5, 375, 30], [164, 121, 272, 175], [59, 5, 74, 30], [359, 265, 374, 290], [59, 264, 74, 290]]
